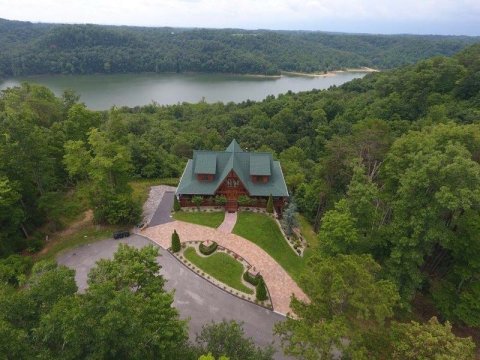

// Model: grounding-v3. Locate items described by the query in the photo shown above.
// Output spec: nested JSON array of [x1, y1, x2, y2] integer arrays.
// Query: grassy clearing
[[27, 178, 181, 263], [233, 212, 310, 284], [173, 211, 225, 229], [130, 177, 179, 205], [184, 247, 253, 294], [297, 214, 319, 249], [32, 220, 118, 262]]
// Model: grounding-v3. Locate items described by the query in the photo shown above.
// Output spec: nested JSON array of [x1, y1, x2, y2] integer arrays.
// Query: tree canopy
[[0, 18, 478, 76]]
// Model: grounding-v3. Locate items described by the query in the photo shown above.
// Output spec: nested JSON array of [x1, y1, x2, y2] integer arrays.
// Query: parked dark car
[[113, 230, 130, 239]]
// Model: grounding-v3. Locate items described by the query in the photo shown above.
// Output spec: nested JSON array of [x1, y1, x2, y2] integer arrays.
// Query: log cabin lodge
[[176, 140, 289, 213]]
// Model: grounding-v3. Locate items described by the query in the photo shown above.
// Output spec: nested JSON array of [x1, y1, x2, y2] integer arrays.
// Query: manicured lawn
[[173, 211, 225, 229], [184, 247, 253, 294], [233, 212, 308, 284]]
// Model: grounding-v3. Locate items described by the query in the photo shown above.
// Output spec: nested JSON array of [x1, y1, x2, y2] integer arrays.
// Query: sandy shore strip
[[282, 67, 379, 77]]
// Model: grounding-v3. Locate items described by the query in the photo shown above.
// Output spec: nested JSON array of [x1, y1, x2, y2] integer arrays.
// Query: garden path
[[142, 220, 308, 315], [217, 211, 237, 233]]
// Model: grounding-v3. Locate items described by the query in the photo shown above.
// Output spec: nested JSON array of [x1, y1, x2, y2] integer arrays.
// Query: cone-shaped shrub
[[171, 230, 181, 252], [266, 194, 274, 213], [173, 196, 181, 212], [256, 278, 268, 301]]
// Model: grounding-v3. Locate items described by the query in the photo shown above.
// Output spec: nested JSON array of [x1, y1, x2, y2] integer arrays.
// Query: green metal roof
[[176, 139, 288, 197], [194, 153, 217, 174], [225, 139, 243, 153], [250, 154, 271, 176]]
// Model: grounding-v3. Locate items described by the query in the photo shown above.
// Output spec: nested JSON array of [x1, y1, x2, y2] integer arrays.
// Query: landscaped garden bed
[[170, 240, 272, 309], [184, 247, 253, 294]]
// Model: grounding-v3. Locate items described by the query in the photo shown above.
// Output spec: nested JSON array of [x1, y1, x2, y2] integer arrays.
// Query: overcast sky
[[1, 0, 479, 36]]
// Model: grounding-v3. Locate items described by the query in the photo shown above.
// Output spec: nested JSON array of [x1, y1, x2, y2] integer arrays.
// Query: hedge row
[[243, 271, 262, 286], [199, 241, 218, 256]]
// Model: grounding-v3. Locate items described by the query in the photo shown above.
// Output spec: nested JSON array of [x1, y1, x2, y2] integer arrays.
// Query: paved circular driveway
[[57, 235, 292, 360]]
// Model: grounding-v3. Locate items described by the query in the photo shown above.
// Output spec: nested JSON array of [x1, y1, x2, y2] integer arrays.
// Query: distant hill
[[0, 18, 478, 76]]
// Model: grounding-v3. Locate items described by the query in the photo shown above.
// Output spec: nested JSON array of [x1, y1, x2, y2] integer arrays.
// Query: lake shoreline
[[282, 67, 379, 77], [0, 71, 367, 110], [2, 68, 377, 81]]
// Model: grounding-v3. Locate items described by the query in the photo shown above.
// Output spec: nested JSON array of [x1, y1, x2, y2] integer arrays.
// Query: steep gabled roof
[[194, 153, 217, 174], [225, 139, 243, 153], [250, 154, 271, 176], [176, 139, 289, 197]]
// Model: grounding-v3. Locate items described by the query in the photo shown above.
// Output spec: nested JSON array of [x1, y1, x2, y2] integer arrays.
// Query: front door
[[225, 192, 237, 212]]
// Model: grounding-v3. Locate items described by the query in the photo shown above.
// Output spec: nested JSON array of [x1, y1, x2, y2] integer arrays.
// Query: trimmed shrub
[[237, 194, 251, 206], [173, 196, 181, 212], [192, 195, 204, 207], [266, 194, 274, 213], [214, 195, 227, 205], [256, 278, 268, 301], [243, 271, 262, 286], [171, 230, 181, 252], [199, 241, 218, 255]]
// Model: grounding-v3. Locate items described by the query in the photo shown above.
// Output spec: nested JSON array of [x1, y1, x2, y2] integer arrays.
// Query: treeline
[[0, 44, 479, 347], [0, 244, 276, 359], [0, 18, 478, 76]]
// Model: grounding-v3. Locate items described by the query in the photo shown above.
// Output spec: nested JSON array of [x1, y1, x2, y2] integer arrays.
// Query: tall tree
[[275, 254, 399, 359]]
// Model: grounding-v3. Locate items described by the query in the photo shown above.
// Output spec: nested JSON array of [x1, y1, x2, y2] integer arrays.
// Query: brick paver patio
[[217, 211, 237, 233], [142, 220, 308, 315]]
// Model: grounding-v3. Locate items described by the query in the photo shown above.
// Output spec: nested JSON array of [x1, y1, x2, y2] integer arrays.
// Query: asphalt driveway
[[57, 235, 291, 359], [148, 191, 175, 227]]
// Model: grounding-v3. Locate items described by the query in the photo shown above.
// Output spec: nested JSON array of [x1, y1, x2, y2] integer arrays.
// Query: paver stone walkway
[[142, 220, 308, 315], [217, 211, 237, 233]]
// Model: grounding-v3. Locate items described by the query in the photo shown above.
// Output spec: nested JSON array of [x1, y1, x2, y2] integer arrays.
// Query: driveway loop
[[142, 220, 308, 315]]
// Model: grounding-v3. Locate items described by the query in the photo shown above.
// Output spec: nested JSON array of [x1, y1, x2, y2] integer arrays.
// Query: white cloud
[[0, 0, 479, 35]]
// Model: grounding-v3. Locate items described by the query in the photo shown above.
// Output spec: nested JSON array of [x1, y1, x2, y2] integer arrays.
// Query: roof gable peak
[[226, 139, 243, 153]]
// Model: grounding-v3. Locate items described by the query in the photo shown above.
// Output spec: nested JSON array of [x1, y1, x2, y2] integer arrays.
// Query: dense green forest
[[1, 43, 479, 358], [0, 18, 479, 76]]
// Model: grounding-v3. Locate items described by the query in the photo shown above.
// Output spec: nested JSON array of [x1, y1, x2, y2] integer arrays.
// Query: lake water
[[0, 72, 366, 110]]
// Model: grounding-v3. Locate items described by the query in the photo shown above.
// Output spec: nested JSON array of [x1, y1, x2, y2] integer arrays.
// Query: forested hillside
[[1, 43, 479, 356], [0, 18, 478, 76]]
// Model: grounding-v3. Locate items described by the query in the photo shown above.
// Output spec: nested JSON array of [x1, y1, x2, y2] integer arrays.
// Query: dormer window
[[198, 174, 214, 182], [252, 175, 268, 183]]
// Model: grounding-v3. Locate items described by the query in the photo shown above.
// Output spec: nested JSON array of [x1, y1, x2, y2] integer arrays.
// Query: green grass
[[32, 225, 118, 262], [173, 211, 225, 229], [233, 212, 309, 284], [130, 177, 179, 205], [184, 247, 253, 294], [297, 214, 319, 250]]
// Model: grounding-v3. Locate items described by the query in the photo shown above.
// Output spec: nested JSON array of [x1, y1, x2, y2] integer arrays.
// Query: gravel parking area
[[142, 185, 177, 225]]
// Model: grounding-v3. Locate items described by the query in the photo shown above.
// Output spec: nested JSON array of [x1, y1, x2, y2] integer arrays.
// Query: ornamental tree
[[173, 195, 181, 212], [266, 195, 274, 213], [171, 230, 181, 253], [256, 278, 268, 301]]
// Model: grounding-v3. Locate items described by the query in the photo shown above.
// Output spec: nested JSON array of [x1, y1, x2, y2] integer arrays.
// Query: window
[[226, 178, 239, 187], [201, 174, 209, 181]]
